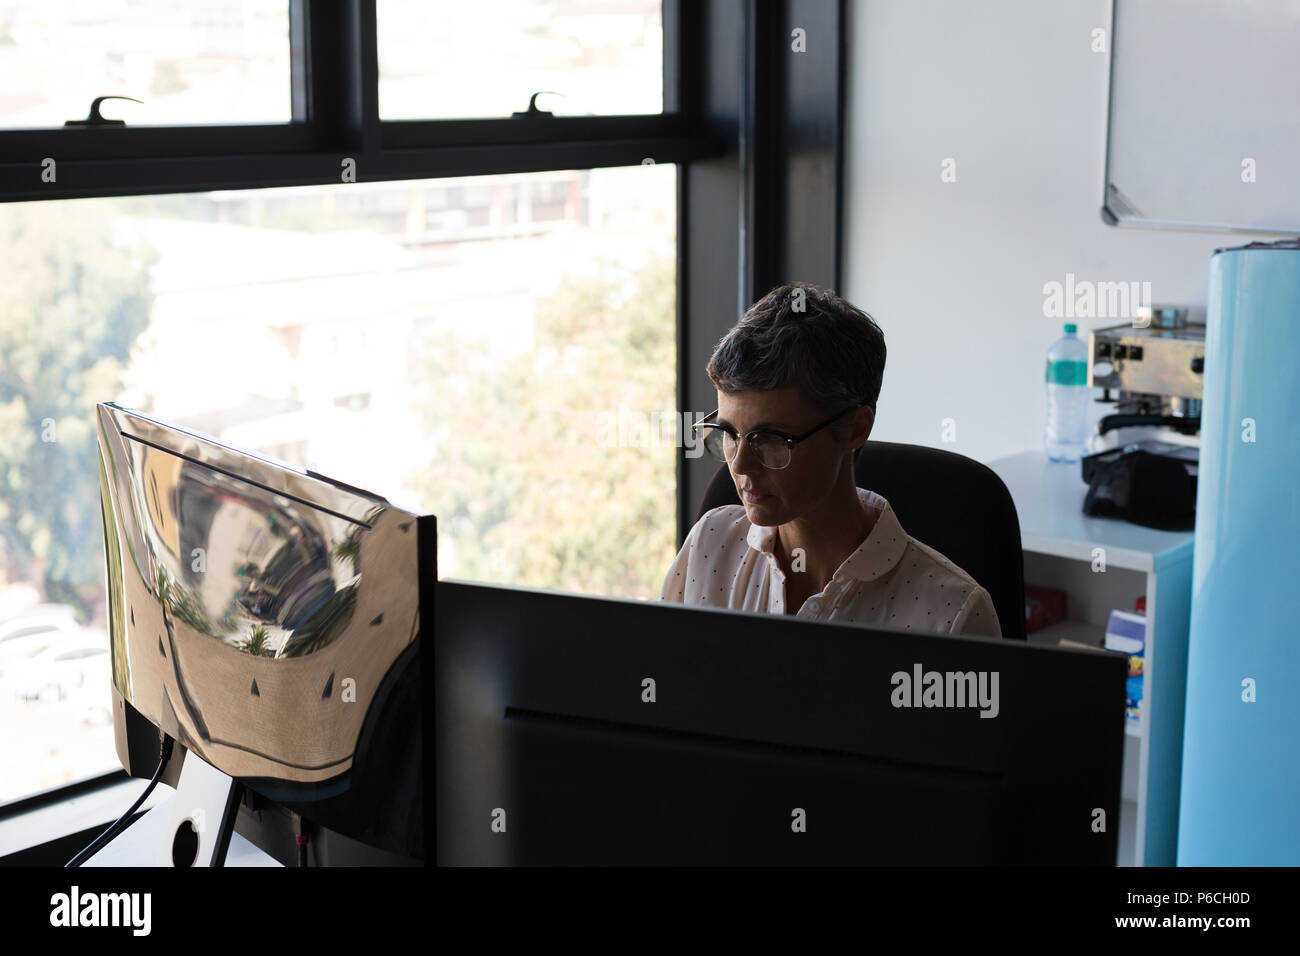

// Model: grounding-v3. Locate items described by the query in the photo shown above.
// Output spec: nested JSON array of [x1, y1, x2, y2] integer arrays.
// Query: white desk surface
[[0, 777, 279, 866], [985, 451, 1195, 572], [82, 784, 280, 866]]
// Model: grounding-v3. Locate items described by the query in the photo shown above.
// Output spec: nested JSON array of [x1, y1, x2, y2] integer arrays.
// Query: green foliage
[[0, 200, 155, 621], [278, 586, 356, 658], [332, 530, 362, 576], [237, 623, 276, 658], [169, 580, 215, 634], [411, 254, 677, 600], [153, 564, 214, 635]]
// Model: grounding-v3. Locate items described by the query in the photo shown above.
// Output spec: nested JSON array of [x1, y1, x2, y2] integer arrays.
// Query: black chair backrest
[[694, 440, 1027, 640]]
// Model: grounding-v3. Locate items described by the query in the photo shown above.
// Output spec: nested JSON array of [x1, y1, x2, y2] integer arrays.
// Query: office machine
[[1084, 306, 1204, 472], [93, 402, 433, 866], [1078, 307, 1204, 529], [436, 580, 1129, 865]]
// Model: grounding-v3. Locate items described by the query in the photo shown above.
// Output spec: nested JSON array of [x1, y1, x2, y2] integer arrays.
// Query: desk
[[82, 784, 280, 866], [987, 451, 1194, 867], [0, 776, 279, 865]]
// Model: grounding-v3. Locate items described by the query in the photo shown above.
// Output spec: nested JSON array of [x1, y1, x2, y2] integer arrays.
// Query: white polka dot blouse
[[660, 487, 1002, 638]]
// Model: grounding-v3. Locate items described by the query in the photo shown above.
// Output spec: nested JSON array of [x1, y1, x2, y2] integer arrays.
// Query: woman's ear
[[851, 405, 875, 447]]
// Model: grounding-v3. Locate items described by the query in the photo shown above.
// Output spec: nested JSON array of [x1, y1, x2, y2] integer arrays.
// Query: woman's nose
[[729, 436, 763, 474]]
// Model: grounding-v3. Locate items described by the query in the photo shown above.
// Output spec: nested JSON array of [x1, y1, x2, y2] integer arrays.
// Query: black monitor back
[[435, 580, 1127, 865]]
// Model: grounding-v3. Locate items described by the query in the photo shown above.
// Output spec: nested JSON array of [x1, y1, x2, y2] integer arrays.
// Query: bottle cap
[[1064, 322, 1078, 334]]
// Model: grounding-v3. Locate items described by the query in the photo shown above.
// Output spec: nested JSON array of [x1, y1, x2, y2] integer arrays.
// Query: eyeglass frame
[[690, 400, 870, 470]]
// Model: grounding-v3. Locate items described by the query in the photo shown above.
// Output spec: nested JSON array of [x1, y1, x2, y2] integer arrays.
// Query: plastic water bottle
[[1045, 322, 1090, 462]]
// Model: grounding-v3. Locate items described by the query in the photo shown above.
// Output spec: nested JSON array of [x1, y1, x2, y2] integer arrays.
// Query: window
[[377, 0, 663, 120], [0, 0, 785, 846], [0, 0, 293, 127], [0, 161, 677, 807]]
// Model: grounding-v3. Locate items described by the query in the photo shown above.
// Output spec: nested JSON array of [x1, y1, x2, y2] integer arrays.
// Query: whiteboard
[[1104, 0, 1300, 233]]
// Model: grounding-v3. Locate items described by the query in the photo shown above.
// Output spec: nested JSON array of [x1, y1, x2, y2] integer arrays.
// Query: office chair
[[694, 440, 1028, 640]]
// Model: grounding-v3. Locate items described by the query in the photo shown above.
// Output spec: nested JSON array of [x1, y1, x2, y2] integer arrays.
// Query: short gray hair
[[706, 284, 886, 436]]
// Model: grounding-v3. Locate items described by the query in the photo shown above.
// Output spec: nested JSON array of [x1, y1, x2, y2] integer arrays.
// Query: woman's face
[[716, 387, 872, 526]]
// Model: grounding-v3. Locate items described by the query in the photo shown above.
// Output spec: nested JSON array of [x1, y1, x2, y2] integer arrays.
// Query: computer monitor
[[436, 580, 1128, 865], [96, 402, 433, 865]]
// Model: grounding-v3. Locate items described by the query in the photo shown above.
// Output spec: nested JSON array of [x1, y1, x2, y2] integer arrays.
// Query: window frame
[[0, 0, 845, 846], [0, 0, 720, 202]]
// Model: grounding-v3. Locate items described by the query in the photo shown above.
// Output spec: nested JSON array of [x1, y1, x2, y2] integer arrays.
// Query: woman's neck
[[775, 483, 876, 589]]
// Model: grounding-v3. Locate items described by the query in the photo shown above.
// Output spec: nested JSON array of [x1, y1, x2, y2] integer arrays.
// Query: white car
[[0, 608, 82, 679], [5, 641, 111, 705], [66, 670, 116, 726], [0, 603, 75, 626]]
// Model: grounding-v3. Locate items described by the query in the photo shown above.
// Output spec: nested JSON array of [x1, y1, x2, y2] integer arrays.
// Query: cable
[[293, 811, 309, 867], [65, 734, 175, 867]]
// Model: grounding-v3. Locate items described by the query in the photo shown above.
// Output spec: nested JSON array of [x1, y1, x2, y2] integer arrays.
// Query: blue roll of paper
[[1178, 240, 1300, 865]]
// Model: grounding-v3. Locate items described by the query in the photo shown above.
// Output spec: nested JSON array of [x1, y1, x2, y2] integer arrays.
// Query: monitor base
[[83, 747, 245, 867]]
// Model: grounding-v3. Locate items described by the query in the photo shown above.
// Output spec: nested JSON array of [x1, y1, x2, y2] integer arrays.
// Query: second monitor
[[435, 580, 1128, 865]]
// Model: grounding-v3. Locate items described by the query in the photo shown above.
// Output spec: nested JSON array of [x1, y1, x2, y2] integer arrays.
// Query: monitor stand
[[83, 748, 245, 867]]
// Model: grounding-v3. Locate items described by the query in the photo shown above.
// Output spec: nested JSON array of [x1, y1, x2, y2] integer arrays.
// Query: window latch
[[65, 96, 143, 127], [511, 91, 562, 118]]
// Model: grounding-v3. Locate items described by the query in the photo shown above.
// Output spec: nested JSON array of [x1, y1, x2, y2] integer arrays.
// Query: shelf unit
[[987, 451, 1194, 867]]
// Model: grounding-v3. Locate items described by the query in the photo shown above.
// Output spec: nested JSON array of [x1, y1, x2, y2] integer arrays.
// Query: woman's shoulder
[[902, 535, 985, 594], [678, 505, 752, 556], [688, 504, 750, 543]]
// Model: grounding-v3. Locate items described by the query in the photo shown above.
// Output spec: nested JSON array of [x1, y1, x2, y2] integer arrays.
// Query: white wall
[[841, 0, 1292, 465]]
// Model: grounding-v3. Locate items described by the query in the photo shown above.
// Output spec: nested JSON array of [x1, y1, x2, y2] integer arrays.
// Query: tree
[[237, 624, 276, 658], [0, 200, 155, 622], [410, 253, 677, 600]]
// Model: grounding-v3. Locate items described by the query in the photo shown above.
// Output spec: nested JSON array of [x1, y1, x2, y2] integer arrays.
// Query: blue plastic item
[[1178, 240, 1300, 865]]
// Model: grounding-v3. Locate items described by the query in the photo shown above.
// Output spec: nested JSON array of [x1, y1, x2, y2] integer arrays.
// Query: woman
[[661, 283, 1001, 638]]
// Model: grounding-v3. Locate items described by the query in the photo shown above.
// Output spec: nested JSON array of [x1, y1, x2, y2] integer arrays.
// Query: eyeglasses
[[691, 401, 868, 470]]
